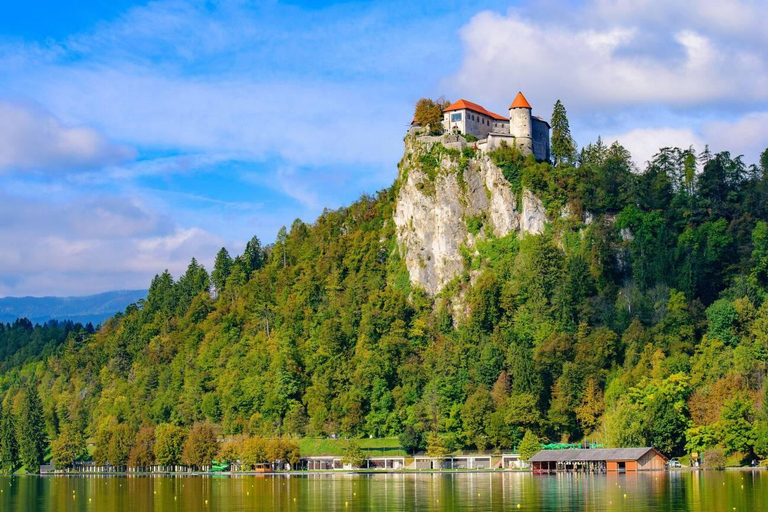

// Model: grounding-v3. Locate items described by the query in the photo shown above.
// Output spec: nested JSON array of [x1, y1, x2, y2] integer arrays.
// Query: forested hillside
[[1, 130, 768, 472]]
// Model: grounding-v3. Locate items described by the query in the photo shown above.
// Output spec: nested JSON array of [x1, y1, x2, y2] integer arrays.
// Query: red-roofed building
[[442, 99, 510, 140], [440, 92, 550, 161]]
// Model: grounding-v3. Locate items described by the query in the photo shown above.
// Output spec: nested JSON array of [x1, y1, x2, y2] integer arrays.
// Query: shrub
[[703, 447, 726, 470], [342, 440, 367, 468]]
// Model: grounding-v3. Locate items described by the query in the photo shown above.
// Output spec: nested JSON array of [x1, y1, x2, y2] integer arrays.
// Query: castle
[[440, 92, 550, 161]]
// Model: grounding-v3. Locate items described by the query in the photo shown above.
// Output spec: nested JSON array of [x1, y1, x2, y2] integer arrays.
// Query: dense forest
[[1, 102, 768, 472]]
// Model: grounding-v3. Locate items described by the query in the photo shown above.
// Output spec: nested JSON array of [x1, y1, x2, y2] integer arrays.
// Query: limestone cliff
[[393, 134, 547, 296]]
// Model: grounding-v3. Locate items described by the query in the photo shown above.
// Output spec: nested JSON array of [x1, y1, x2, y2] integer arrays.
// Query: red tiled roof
[[509, 91, 532, 109], [443, 99, 508, 121]]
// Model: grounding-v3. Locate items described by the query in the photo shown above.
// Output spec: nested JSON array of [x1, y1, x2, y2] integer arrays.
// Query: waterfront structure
[[303, 453, 524, 470], [528, 448, 668, 472]]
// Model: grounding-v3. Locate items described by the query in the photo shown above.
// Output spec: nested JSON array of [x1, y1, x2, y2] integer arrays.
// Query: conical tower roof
[[509, 91, 532, 109]]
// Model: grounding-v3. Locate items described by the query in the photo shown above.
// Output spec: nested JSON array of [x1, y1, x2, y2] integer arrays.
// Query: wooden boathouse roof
[[528, 448, 665, 462]]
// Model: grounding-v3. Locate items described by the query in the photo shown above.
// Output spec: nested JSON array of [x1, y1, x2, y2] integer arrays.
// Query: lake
[[0, 470, 766, 511]]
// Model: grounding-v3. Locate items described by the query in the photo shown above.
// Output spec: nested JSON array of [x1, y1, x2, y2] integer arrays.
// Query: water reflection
[[0, 470, 765, 511]]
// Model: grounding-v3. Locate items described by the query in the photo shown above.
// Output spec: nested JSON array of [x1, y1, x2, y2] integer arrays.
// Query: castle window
[[451, 113, 462, 122]]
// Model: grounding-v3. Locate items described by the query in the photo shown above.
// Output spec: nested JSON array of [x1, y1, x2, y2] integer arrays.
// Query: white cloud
[[603, 112, 768, 167], [446, 5, 768, 112], [0, 0, 446, 174], [0, 101, 135, 172], [444, 1, 768, 167], [0, 192, 223, 296], [603, 127, 704, 167], [701, 112, 768, 159], [590, 0, 768, 43]]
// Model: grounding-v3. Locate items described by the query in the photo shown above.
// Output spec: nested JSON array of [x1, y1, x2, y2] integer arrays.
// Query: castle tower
[[509, 91, 533, 155]]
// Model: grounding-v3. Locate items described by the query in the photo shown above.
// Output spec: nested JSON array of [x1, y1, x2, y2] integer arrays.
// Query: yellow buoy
[[345, 502, 349, 506], [624, 494, 627, 498], [517, 504, 521, 509]]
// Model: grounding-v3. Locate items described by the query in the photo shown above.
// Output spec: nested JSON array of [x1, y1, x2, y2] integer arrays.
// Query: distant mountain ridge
[[0, 290, 147, 325]]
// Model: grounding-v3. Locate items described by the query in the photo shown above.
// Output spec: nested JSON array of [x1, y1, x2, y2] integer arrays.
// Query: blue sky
[[1, 0, 767, 296]]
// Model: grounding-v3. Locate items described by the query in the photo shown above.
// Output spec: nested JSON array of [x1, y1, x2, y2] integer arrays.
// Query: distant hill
[[0, 290, 146, 325]]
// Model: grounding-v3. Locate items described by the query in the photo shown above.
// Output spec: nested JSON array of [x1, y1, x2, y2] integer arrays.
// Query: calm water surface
[[0, 471, 766, 511]]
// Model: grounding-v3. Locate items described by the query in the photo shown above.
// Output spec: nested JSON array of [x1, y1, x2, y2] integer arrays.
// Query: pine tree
[[211, 247, 233, 294], [176, 258, 210, 315], [243, 236, 265, 272], [276, 227, 288, 268], [550, 99, 575, 166], [146, 270, 177, 314], [0, 402, 20, 473], [18, 384, 46, 473]]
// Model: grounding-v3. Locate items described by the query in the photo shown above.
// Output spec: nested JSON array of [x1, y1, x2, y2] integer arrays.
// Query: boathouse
[[528, 448, 667, 472]]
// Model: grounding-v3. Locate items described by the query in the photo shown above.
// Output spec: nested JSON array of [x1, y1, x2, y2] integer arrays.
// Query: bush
[[414, 98, 449, 132], [342, 440, 367, 468], [703, 447, 726, 469]]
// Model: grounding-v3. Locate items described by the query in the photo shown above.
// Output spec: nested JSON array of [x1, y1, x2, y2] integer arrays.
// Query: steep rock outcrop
[[393, 135, 547, 295]]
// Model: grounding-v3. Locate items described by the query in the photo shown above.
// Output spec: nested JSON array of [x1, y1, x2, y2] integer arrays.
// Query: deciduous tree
[[51, 424, 86, 470], [155, 424, 187, 466], [182, 422, 218, 467]]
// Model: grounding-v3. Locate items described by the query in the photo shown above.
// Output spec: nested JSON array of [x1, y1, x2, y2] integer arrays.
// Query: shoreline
[[9, 466, 763, 477]]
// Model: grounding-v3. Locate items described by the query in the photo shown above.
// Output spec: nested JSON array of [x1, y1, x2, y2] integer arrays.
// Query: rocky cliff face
[[393, 135, 547, 295]]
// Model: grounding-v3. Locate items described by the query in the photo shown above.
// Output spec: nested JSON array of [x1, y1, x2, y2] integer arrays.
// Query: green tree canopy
[[550, 99, 575, 165]]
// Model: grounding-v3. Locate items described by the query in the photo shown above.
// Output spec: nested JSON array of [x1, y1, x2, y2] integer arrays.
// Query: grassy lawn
[[297, 437, 406, 457]]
